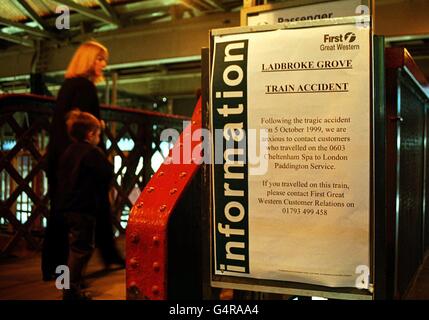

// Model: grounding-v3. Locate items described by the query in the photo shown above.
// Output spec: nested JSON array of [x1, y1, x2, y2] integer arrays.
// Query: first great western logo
[[320, 32, 360, 51]]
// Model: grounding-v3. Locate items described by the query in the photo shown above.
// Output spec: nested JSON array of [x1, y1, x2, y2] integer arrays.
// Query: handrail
[[0, 93, 190, 121], [126, 97, 202, 300], [0, 93, 188, 256], [385, 48, 429, 96]]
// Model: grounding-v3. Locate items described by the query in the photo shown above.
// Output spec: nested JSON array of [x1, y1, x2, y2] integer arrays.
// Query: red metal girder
[[126, 97, 202, 300]]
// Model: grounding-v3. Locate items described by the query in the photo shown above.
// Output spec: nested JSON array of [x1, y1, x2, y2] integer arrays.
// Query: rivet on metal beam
[[169, 188, 177, 195], [136, 202, 143, 209], [148, 186, 155, 193], [159, 205, 167, 212], [130, 257, 139, 269], [192, 120, 196, 125], [127, 282, 140, 299], [131, 234, 140, 244], [158, 171, 164, 177], [152, 285, 160, 296], [152, 236, 160, 246], [179, 172, 187, 178], [153, 262, 160, 272]]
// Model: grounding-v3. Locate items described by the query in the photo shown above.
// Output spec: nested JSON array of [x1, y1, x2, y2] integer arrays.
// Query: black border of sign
[[203, 7, 381, 300]]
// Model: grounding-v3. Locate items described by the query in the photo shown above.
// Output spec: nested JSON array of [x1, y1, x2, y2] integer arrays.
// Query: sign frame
[[207, 14, 381, 300], [240, 0, 370, 27]]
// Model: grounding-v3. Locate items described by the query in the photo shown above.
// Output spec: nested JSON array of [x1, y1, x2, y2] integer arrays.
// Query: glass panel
[[37, 128, 50, 153], [41, 170, 48, 197], [0, 120, 16, 151], [12, 112, 27, 129], [15, 151, 36, 179], [128, 184, 141, 205], [135, 157, 144, 175], [159, 141, 172, 158], [151, 151, 164, 173], [121, 205, 130, 230], [117, 134, 135, 152], [0, 169, 17, 201], [14, 191, 33, 224], [105, 139, 112, 150], [1, 140, 16, 151], [0, 217, 10, 228], [42, 217, 47, 228], [114, 155, 122, 174]]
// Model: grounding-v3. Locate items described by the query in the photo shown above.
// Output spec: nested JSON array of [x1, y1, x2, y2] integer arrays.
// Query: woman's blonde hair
[[65, 40, 108, 83]]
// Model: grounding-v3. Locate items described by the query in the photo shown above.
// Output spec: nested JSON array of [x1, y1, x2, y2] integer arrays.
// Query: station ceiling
[[0, 0, 241, 102], [0, 0, 242, 47], [0, 0, 428, 101]]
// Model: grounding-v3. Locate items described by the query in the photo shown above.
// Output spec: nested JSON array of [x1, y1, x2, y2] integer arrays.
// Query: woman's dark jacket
[[47, 77, 101, 191]]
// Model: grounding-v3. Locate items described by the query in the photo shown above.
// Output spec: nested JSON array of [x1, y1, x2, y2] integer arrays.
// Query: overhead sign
[[247, 0, 365, 26], [211, 22, 371, 288]]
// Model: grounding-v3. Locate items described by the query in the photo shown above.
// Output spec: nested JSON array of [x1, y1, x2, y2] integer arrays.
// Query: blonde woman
[[43, 40, 124, 283]]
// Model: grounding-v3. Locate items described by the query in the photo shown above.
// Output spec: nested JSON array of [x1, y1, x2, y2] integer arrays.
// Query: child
[[57, 110, 113, 300]]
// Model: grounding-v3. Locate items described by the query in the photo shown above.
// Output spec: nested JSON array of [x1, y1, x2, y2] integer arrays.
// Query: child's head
[[66, 110, 102, 145]]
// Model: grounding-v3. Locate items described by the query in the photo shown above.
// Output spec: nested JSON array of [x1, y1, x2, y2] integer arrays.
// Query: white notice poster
[[211, 23, 370, 288]]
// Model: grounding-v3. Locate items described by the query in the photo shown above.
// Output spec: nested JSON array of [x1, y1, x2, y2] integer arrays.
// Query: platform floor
[[0, 237, 126, 300], [1, 241, 429, 300]]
